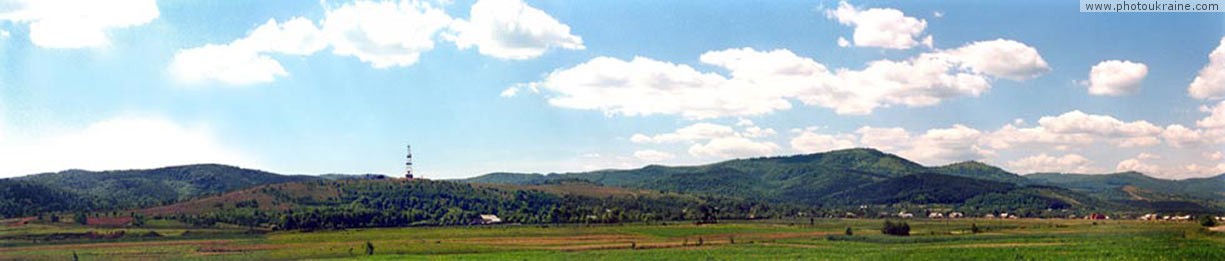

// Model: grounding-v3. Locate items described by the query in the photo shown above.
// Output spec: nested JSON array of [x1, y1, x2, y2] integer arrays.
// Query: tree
[[845, 227, 853, 236], [75, 212, 88, 225], [882, 220, 910, 236], [364, 241, 374, 255], [1201, 215, 1218, 227]]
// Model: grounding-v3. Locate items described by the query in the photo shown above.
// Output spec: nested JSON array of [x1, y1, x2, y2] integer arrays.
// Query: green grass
[[2, 219, 1223, 260]]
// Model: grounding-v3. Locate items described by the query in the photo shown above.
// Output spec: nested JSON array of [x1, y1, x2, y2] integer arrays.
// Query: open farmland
[[2, 219, 1223, 260]]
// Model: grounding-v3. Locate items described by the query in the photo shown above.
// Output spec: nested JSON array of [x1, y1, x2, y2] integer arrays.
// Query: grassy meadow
[[2, 218, 1223, 260]]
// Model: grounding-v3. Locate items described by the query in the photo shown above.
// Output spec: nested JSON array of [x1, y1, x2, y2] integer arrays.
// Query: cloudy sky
[[1, 0, 1223, 179]]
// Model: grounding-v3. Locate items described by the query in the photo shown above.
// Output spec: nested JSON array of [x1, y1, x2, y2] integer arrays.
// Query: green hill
[[7, 164, 319, 214], [0, 179, 93, 218], [931, 161, 1030, 184], [136, 179, 803, 229], [465, 149, 1219, 213], [1026, 171, 1225, 212]]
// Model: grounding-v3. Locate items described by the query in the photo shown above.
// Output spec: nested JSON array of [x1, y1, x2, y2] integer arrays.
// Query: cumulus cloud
[[1161, 124, 1204, 148], [450, 0, 583, 59], [688, 136, 780, 159], [171, 0, 582, 85], [632, 122, 780, 160], [1115, 156, 1160, 174], [532, 53, 795, 119], [825, 1, 929, 49], [1189, 37, 1225, 100], [1084, 60, 1147, 96], [321, 0, 454, 68], [900, 124, 993, 164], [943, 39, 1050, 80], [1197, 101, 1225, 129], [1037, 110, 1162, 146], [530, 40, 1048, 118], [631, 123, 736, 144], [0, 0, 159, 48], [1007, 153, 1094, 174], [633, 149, 675, 162], [169, 18, 324, 85], [0, 116, 258, 177], [790, 130, 856, 153], [855, 126, 911, 152]]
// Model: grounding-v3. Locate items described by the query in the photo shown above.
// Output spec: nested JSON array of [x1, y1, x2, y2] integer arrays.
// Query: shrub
[[1201, 215, 1217, 227], [845, 227, 854, 236], [971, 223, 981, 234], [882, 220, 910, 236]]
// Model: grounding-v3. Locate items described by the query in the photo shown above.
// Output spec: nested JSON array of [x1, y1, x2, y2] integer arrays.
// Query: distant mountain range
[[462, 148, 1224, 213], [2, 148, 1222, 221]]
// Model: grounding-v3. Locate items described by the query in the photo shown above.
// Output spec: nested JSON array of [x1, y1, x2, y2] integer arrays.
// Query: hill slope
[[136, 179, 802, 229], [466, 148, 930, 205], [8, 164, 319, 213]]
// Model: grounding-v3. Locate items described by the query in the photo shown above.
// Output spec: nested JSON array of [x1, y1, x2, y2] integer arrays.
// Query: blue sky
[[1, 0, 1224, 179]]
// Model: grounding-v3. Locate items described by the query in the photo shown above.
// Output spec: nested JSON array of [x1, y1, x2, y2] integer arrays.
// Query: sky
[[1, 0, 1224, 180]]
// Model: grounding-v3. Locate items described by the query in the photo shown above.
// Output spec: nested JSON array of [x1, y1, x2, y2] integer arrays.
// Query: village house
[[898, 211, 914, 219], [478, 214, 502, 225]]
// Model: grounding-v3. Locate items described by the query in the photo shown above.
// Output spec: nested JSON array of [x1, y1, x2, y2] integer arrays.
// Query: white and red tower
[[405, 144, 414, 179]]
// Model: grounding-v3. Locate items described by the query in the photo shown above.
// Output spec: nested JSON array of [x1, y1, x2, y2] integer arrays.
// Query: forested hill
[[134, 179, 802, 229], [463, 148, 1220, 213], [2, 164, 320, 216]]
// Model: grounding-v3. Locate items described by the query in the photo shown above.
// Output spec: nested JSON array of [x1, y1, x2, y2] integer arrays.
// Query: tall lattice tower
[[404, 144, 414, 179]]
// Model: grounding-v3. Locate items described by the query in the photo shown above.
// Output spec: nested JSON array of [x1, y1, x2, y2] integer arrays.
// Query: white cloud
[[1161, 124, 1204, 148], [688, 136, 780, 159], [1197, 101, 1225, 129], [1038, 110, 1162, 139], [1113, 152, 1225, 178], [1084, 60, 1147, 96], [630, 123, 736, 144], [533, 53, 796, 119], [790, 130, 856, 153], [450, 0, 583, 60], [169, 43, 290, 85], [170, 1, 453, 84], [1007, 153, 1094, 174], [633, 150, 675, 162], [943, 39, 1049, 80], [837, 37, 850, 47], [531, 41, 1047, 117], [169, 17, 326, 85], [825, 1, 929, 49], [1116, 157, 1159, 174], [175, 0, 582, 85], [0, 116, 258, 177], [1189, 37, 1225, 100], [0, 0, 158, 48], [632, 122, 780, 160], [1206, 151, 1223, 161], [982, 111, 1164, 150], [900, 124, 993, 164], [499, 86, 519, 97], [855, 126, 911, 152], [322, 0, 454, 68]]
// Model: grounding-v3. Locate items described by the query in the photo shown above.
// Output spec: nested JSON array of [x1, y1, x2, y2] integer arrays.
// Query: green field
[[2, 219, 1223, 260]]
